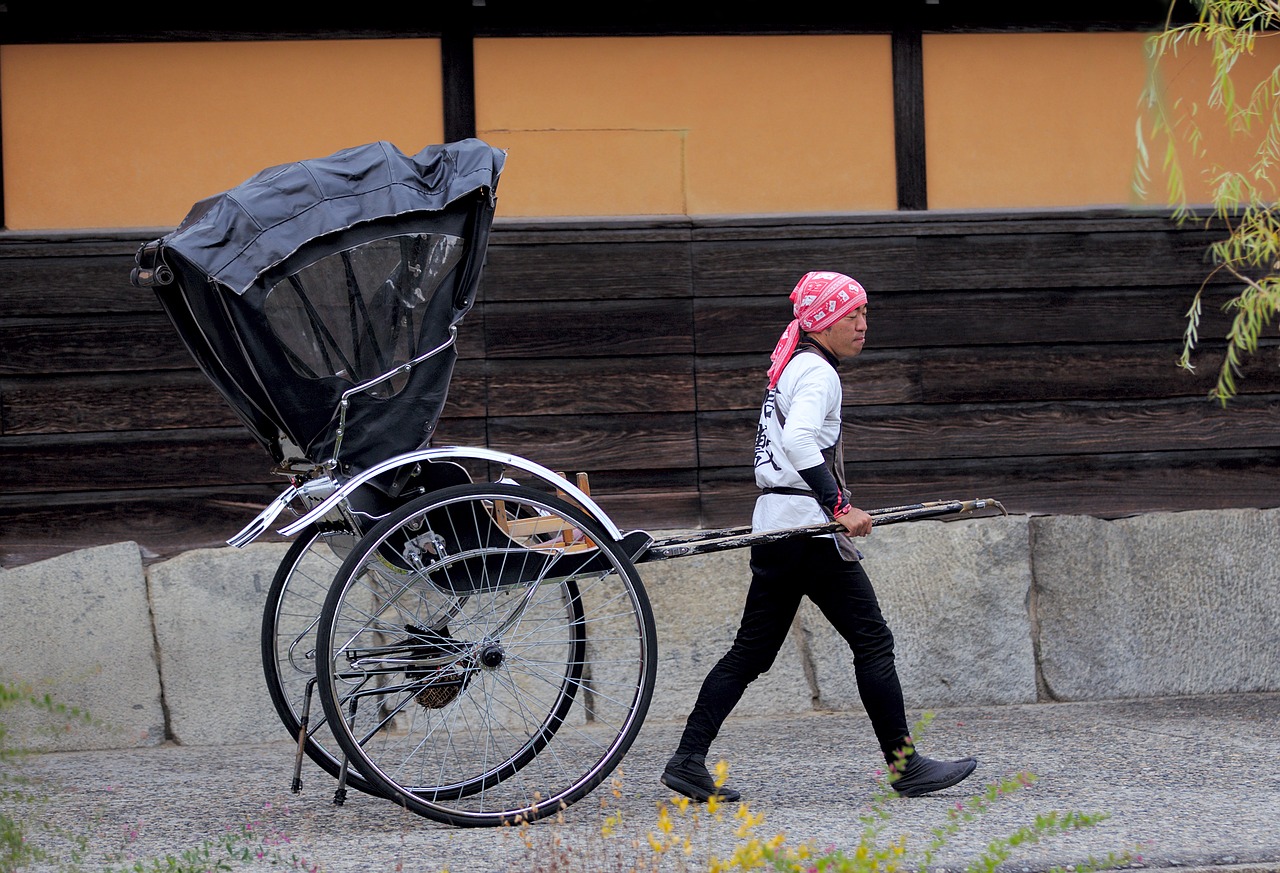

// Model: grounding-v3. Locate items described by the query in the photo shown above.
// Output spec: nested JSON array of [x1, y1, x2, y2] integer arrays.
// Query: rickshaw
[[130, 139, 1002, 828]]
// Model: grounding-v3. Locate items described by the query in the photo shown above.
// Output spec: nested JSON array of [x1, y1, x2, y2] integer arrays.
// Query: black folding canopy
[[132, 139, 506, 475]]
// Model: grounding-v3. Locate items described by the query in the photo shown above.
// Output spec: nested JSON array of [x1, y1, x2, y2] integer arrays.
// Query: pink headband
[[766, 271, 867, 388]]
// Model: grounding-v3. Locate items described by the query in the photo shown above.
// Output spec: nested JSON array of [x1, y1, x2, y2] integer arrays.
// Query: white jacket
[[751, 350, 843, 534]]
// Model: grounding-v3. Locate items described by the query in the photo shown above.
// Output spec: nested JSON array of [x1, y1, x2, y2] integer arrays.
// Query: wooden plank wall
[[3, 209, 1279, 568]]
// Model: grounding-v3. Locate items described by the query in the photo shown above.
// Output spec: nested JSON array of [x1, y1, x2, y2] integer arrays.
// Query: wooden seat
[[493, 472, 597, 552]]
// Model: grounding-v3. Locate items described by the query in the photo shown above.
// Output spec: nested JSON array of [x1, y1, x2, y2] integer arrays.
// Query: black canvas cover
[[132, 139, 505, 474]]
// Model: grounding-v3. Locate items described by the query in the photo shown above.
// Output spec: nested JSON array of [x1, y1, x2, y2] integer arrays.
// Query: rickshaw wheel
[[260, 523, 386, 799], [315, 483, 657, 828]]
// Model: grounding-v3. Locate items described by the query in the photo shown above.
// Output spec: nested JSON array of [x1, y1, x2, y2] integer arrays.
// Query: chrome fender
[[226, 476, 337, 549], [248, 446, 623, 544]]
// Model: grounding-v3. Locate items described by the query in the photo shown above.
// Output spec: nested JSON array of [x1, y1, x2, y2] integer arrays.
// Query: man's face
[[814, 304, 868, 360]]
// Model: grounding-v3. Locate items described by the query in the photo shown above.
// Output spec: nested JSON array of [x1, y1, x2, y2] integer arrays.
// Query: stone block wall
[[2, 508, 1276, 751]]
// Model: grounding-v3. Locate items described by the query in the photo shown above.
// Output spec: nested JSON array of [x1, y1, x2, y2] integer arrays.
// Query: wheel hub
[[479, 642, 505, 669]]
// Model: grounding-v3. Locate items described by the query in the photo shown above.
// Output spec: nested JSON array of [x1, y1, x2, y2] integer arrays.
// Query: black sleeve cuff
[[797, 462, 842, 514]]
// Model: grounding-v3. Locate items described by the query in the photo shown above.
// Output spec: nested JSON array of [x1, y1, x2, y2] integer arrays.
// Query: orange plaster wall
[[922, 31, 1280, 210], [923, 32, 1153, 209], [1135, 33, 1280, 208], [474, 35, 897, 217], [4, 32, 1274, 229], [0, 40, 443, 230]]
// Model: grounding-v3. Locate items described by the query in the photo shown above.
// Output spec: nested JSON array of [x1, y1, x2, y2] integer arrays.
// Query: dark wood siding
[[3, 209, 1277, 567]]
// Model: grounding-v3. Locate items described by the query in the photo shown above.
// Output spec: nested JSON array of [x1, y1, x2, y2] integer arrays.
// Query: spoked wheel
[[315, 483, 657, 827], [261, 523, 385, 799]]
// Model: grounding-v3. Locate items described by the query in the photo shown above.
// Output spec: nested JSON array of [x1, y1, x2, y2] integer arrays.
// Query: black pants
[[674, 536, 911, 763]]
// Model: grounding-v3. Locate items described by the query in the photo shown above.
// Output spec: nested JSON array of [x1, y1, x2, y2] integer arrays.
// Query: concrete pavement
[[9, 692, 1280, 872]]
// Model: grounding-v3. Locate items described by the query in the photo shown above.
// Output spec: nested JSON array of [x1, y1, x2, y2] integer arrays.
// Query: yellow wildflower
[[601, 810, 622, 838], [657, 805, 673, 834]]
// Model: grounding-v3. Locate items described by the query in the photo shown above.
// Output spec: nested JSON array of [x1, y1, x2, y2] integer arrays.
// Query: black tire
[[315, 483, 657, 827]]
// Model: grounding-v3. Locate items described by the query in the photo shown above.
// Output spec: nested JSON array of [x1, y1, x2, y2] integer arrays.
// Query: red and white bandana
[[766, 271, 868, 388]]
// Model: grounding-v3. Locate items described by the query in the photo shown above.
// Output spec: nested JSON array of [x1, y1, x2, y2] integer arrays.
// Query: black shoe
[[889, 753, 978, 797], [660, 753, 741, 803]]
